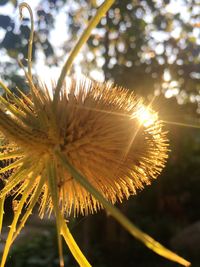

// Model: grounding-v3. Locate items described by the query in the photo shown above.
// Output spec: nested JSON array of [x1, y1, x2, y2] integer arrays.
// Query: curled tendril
[[19, 2, 34, 80]]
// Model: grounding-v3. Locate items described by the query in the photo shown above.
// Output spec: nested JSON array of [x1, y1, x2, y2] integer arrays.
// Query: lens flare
[[135, 105, 158, 127]]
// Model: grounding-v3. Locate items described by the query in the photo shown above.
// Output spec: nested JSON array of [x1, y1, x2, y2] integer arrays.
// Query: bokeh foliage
[[1, 0, 200, 108], [0, 0, 200, 266]]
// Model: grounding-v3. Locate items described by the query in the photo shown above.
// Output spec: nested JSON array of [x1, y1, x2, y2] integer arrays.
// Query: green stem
[[47, 161, 91, 267], [54, 0, 115, 103], [0, 196, 5, 234], [55, 150, 191, 267], [0, 178, 34, 267], [60, 218, 91, 267], [47, 162, 65, 267]]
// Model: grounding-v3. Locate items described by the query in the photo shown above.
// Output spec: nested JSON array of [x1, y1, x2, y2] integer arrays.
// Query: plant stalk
[[55, 150, 191, 267], [54, 0, 115, 103]]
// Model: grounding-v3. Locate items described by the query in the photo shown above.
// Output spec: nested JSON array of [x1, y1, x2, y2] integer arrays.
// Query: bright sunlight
[[135, 105, 158, 127]]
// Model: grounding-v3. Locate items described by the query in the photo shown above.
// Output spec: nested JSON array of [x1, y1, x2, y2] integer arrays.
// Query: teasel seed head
[[0, 77, 168, 217]]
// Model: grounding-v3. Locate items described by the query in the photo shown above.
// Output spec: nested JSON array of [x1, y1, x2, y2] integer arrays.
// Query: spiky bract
[[0, 77, 168, 217]]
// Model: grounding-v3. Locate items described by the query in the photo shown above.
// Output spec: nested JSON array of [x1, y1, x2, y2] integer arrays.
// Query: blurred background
[[0, 0, 200, 266]]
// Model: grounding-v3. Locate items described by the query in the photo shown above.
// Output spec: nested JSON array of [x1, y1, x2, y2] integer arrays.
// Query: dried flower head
[[0, 75, 171, 267], [0, 78, 168, 217]]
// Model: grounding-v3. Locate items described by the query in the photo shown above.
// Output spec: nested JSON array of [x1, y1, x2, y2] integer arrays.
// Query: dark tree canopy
[[1, 1, 200, 267], [0, 0, 200, 110]]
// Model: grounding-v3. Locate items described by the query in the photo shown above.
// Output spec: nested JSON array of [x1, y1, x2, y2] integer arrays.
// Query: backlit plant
[[0, 1, 190, 267]]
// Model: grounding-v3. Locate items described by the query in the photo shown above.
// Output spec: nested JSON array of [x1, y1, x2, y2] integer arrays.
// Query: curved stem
[[55, 150, 191, 267], [60, 218, 91, 267], [0, 179, 34, 267], [19, 2, 34, 80], [54, 0, 115, 103], [47, 161, 91, 267]]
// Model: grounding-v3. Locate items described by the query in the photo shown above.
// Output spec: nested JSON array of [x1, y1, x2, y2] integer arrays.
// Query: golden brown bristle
[[0, 77, 168, 216]]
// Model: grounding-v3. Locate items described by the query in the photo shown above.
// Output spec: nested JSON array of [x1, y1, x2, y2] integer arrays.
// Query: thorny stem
[[55, 150, 191, 267], [54, 0, 115, 103], [19, 2, 34, 80], [47, 162, 65, 267], [47, 161, 91, 267], [0, 178, 34, 267]]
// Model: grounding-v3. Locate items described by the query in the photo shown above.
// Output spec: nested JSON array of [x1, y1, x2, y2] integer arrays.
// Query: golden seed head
[[0, 77, 168, 216]]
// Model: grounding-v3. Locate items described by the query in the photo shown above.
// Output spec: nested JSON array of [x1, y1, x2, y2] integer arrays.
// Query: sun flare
[[135, 105, 158, 127], [0, 1, 191, 267]]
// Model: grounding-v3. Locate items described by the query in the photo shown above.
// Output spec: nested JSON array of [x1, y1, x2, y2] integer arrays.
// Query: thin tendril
[[19, 2, 34, 80]]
